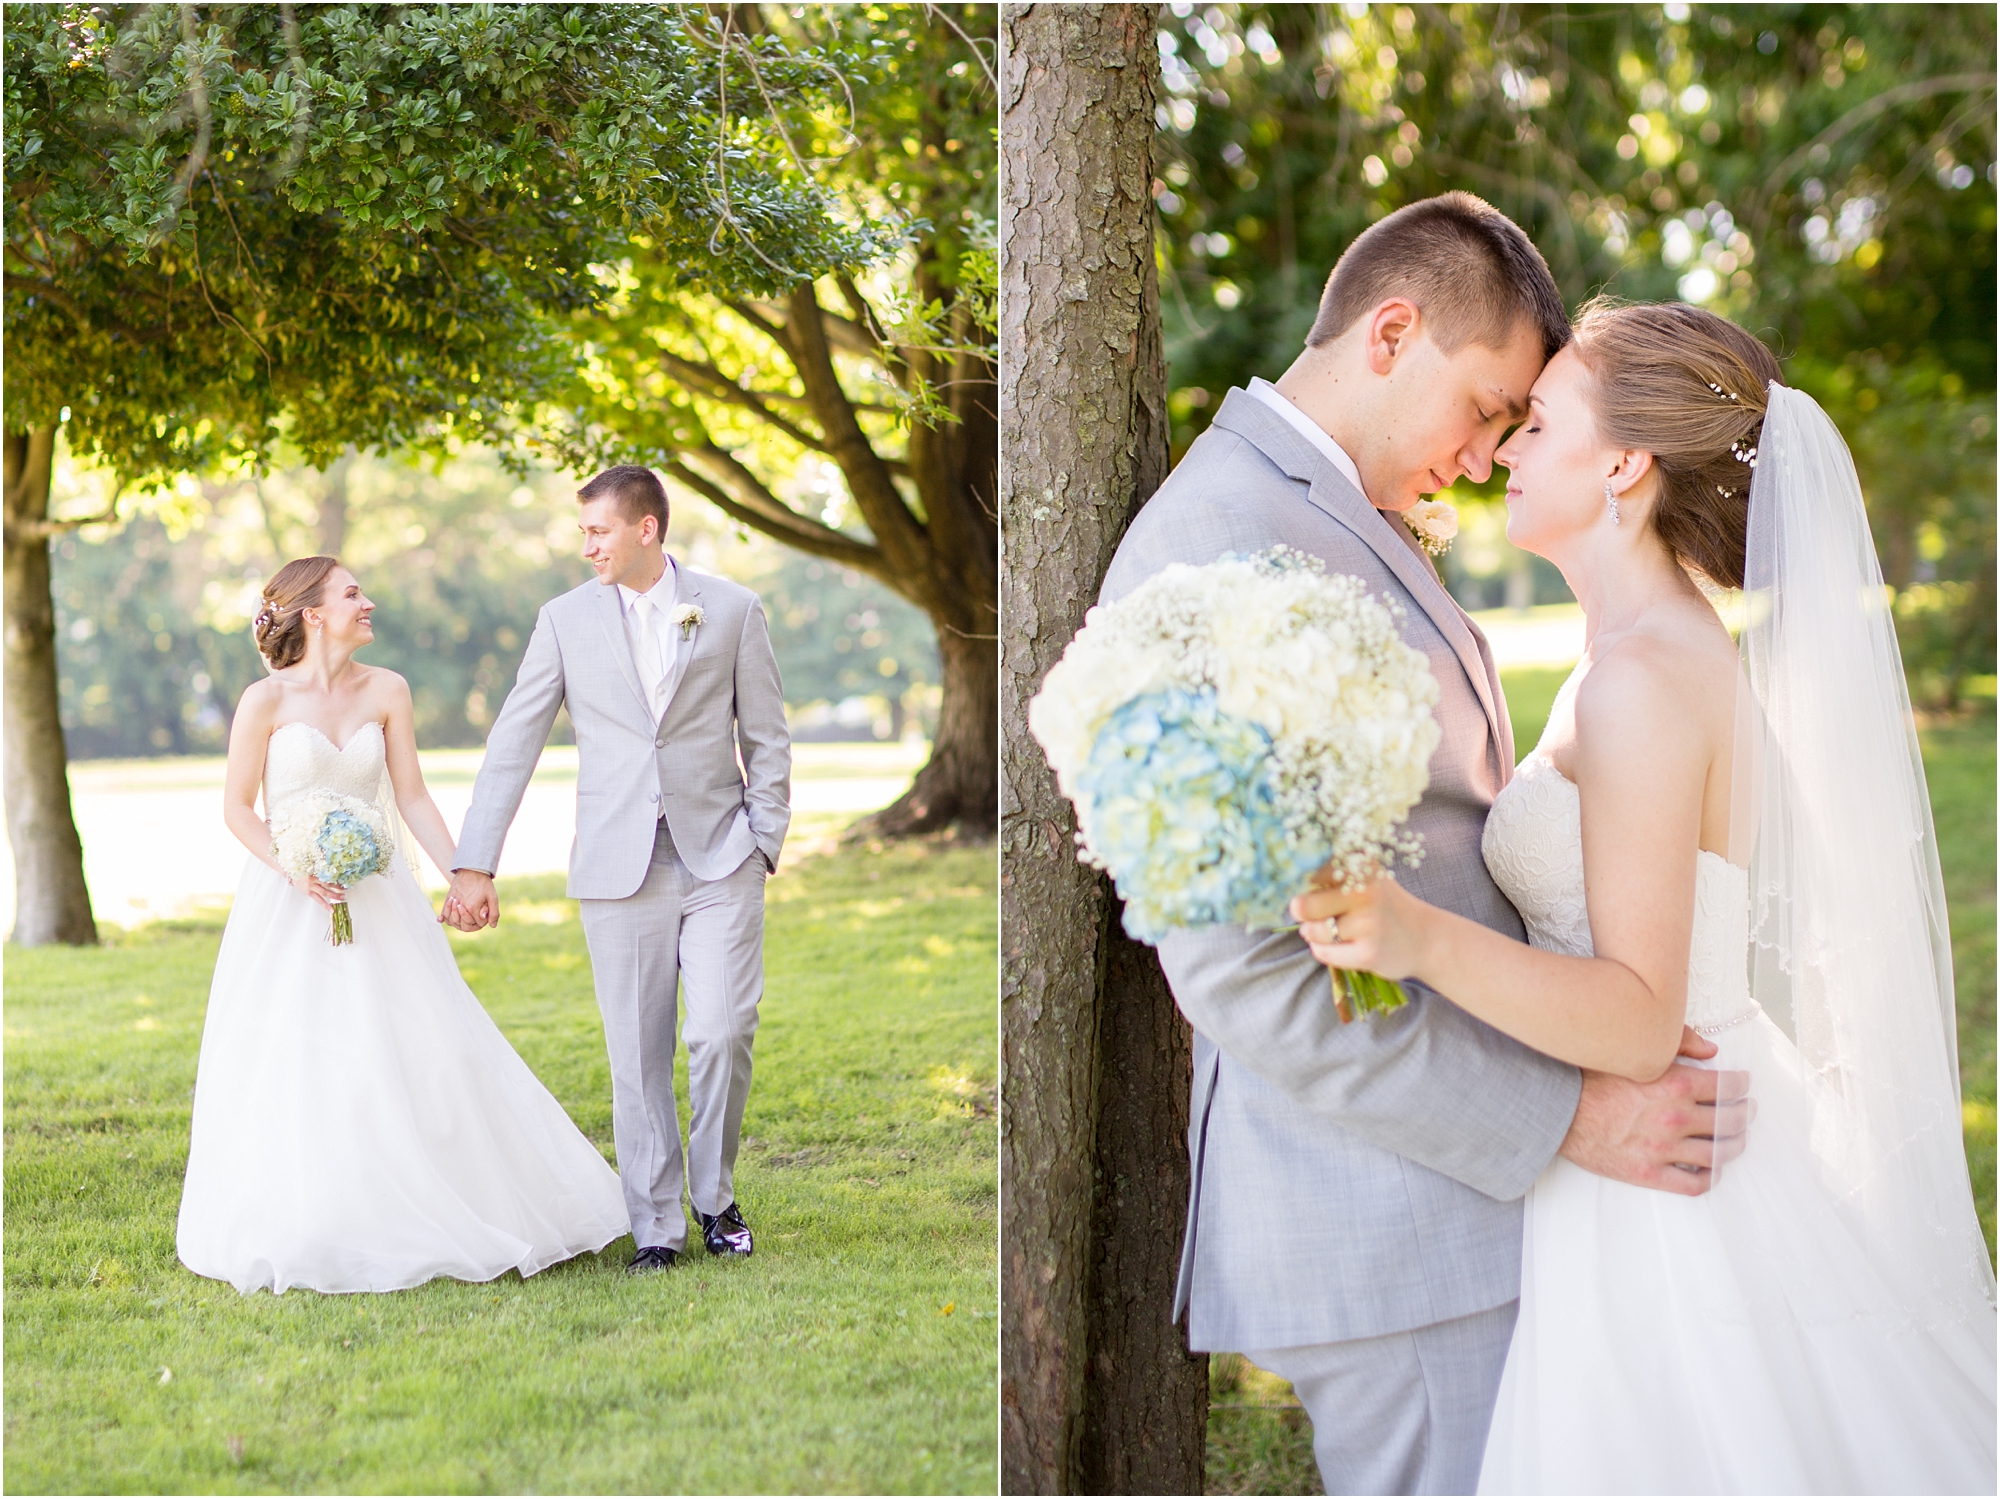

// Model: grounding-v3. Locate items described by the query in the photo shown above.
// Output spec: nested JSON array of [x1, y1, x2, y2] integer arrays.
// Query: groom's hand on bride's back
[[443, 869, 499, 930], [1558, 1026, 1754, 1197]]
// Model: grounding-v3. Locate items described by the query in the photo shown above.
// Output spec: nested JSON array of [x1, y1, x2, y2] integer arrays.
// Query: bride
[[1294, 299, 1996, 1492], [177, 555, 628, 1294]]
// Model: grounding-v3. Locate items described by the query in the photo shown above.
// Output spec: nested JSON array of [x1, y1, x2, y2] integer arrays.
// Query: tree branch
[[723, 296, 796, 356], [736, 294, 882, 359], [664, 454, 883, 572], [784, 281, 931, 580], [658, 349, 830, 452], [12, 483, 124, 541]]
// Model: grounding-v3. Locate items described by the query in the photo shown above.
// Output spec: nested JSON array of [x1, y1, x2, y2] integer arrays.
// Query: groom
[[1101, 194, 1751, 1493], [447, 464, 790, 1274]]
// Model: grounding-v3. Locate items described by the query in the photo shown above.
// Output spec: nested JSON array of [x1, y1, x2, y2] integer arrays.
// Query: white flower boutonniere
[[1404, 499, 1458, 558], [670, 603, 705, 640]]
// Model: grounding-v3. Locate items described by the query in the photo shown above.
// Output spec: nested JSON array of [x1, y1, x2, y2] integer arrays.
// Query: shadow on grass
[[4, 838, 997, 1495]]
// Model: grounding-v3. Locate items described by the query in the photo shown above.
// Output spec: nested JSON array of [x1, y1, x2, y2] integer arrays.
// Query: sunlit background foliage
[[1150, 1, 1994, 707], [46, 449, 939, 759]]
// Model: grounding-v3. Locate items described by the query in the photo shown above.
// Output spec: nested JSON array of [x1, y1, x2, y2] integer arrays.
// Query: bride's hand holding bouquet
[[1029, 546, 1439, 1021], [269, 790, 394, 945], [1291, 871, 1430, 997]]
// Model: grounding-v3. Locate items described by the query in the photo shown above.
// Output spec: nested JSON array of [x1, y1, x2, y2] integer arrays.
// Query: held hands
[[442, 869, 498, 931], [1289, 875, 1426, 980]]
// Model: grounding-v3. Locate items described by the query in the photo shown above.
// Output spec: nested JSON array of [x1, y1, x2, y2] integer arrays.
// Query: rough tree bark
[[4, 427, 98, 946], [1000, 6, 1206, 1493]]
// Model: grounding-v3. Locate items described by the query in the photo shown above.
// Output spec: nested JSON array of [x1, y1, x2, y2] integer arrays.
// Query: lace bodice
[[263, 720, 389, 819], [1482, 751, 1755, 1033]]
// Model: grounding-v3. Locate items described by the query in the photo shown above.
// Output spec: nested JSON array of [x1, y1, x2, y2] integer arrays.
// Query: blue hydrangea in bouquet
[[1029, 548, 1440, 1020], [270, 791, 393, 945]]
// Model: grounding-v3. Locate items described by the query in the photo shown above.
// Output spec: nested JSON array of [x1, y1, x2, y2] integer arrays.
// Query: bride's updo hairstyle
[[254, 556, 341, 669], [1570, 296, 1783, 590]]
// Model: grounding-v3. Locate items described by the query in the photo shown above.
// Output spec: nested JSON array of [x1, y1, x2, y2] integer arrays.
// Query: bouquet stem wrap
[[269, 791, 393, 945], [1030, 548, 1437, 1023]]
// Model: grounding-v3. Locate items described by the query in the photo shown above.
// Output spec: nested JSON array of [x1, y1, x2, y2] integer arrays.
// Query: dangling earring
[[1604, 481, 1621, 527]]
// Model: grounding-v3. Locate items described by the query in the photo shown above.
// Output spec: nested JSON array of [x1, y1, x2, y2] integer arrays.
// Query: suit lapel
[[655, 560, 703, 722], [595, 579, 652, 719], [1213, 390, 1509, 779]]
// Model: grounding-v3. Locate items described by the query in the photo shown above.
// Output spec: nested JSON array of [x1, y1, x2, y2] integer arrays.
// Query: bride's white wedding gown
[[177, 721, 629, 1294], [1477, 750, 1996, 1495]]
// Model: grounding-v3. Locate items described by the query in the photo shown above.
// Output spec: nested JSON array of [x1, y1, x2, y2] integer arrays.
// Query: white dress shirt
[[1247, 377, 1368, 501], [617, 557, 677, 819], [617, 557, 679, 703]]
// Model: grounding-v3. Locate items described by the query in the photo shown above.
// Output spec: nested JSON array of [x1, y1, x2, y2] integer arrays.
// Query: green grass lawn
[[4, 839, 998, 1495], [1205, 677, 1997, 1497]]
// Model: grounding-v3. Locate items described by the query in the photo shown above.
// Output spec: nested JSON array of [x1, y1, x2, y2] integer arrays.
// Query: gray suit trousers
[[1247, 1300, 1517, 1496], [578, 821, 764, 1251]]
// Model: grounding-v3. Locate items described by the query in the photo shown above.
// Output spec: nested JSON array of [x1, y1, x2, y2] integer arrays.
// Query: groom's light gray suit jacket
[[456, 564, 790, 897], [1100, 390, 1582, 1353]]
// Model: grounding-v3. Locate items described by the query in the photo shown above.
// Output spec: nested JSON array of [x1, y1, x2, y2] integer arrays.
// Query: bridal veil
[[1729, 381, 1996, 1327]]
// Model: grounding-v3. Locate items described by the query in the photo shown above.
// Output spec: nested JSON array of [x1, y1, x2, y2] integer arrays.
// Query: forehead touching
[[1526, 343, 1593, 410], [1440, 316, 1544, 419]]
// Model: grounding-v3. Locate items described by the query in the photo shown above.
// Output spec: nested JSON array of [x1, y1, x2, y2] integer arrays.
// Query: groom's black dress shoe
[[698, 1203, 753, 1257], [626, 1245, 681, 1275]]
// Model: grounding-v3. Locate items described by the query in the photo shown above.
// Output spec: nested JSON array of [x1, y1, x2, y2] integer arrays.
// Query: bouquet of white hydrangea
[[1029, 548, 1440, 1019], [270, 790, 393, 945]]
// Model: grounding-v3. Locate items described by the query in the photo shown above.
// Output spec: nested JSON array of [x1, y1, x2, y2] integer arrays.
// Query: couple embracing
[[177, 465, 785, 1288], [1104, 194, 1994, 1493]]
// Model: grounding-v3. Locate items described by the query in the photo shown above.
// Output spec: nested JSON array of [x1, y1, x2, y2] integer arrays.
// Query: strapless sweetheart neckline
[[270, 719, 384, 755]]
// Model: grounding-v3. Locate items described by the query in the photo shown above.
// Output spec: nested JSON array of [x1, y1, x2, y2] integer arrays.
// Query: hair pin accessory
[[1729, 439, 1758, 468]]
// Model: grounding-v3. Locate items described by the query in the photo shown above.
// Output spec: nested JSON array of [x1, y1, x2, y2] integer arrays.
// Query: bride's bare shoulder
[[1575, 610, 1736, 750], [353, 663, 413, 702], [234, 675, 283, 717]]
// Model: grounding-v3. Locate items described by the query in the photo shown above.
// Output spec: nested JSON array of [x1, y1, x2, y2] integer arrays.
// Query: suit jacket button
[[655, 737, 666, 747]]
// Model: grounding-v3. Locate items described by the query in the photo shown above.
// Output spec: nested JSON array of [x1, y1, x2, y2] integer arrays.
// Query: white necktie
[[633, 594, 668, 716]]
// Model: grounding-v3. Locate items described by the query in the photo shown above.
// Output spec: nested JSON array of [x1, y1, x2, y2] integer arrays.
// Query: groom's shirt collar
[[615, 555, 676, 613], [1247, 378, 1367, 502]]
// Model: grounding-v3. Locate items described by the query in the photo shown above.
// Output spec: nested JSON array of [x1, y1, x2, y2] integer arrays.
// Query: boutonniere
[[1403, 499, 1458, 558], [669, 602, 704, 640]]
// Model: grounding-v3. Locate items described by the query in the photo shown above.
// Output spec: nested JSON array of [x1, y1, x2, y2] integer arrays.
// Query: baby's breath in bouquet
[[270, 791, 393, 944], [1029, 548, 1439, 1020]]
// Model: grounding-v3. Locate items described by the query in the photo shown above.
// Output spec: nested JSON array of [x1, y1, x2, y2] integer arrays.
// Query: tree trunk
[[736, 270, 999, 844], [317, 446, 356, 558], [1079, 929, 1204, 1493], [1000, 7, 1205, 1493], [862, 622, 998, 839], [4, 427, 98, 946]]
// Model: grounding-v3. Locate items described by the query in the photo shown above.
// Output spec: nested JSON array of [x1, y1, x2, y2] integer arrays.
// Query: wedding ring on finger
[[1321, 915, 1340, 943]]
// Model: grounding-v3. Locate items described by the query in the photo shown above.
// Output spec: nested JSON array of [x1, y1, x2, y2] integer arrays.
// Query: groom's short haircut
[[578, 464, 670, 536], [1306, 192, 1569, 361]]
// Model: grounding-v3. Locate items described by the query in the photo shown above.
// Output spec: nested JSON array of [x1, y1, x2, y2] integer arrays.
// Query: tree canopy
[[1149, 1, 1994, 701], [4, 1, 881, 479]]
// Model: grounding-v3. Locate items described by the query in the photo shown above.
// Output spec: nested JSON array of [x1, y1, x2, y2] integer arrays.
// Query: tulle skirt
[[177, 857, 629, 1295], [1479, 1011, 1996, 1495]]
